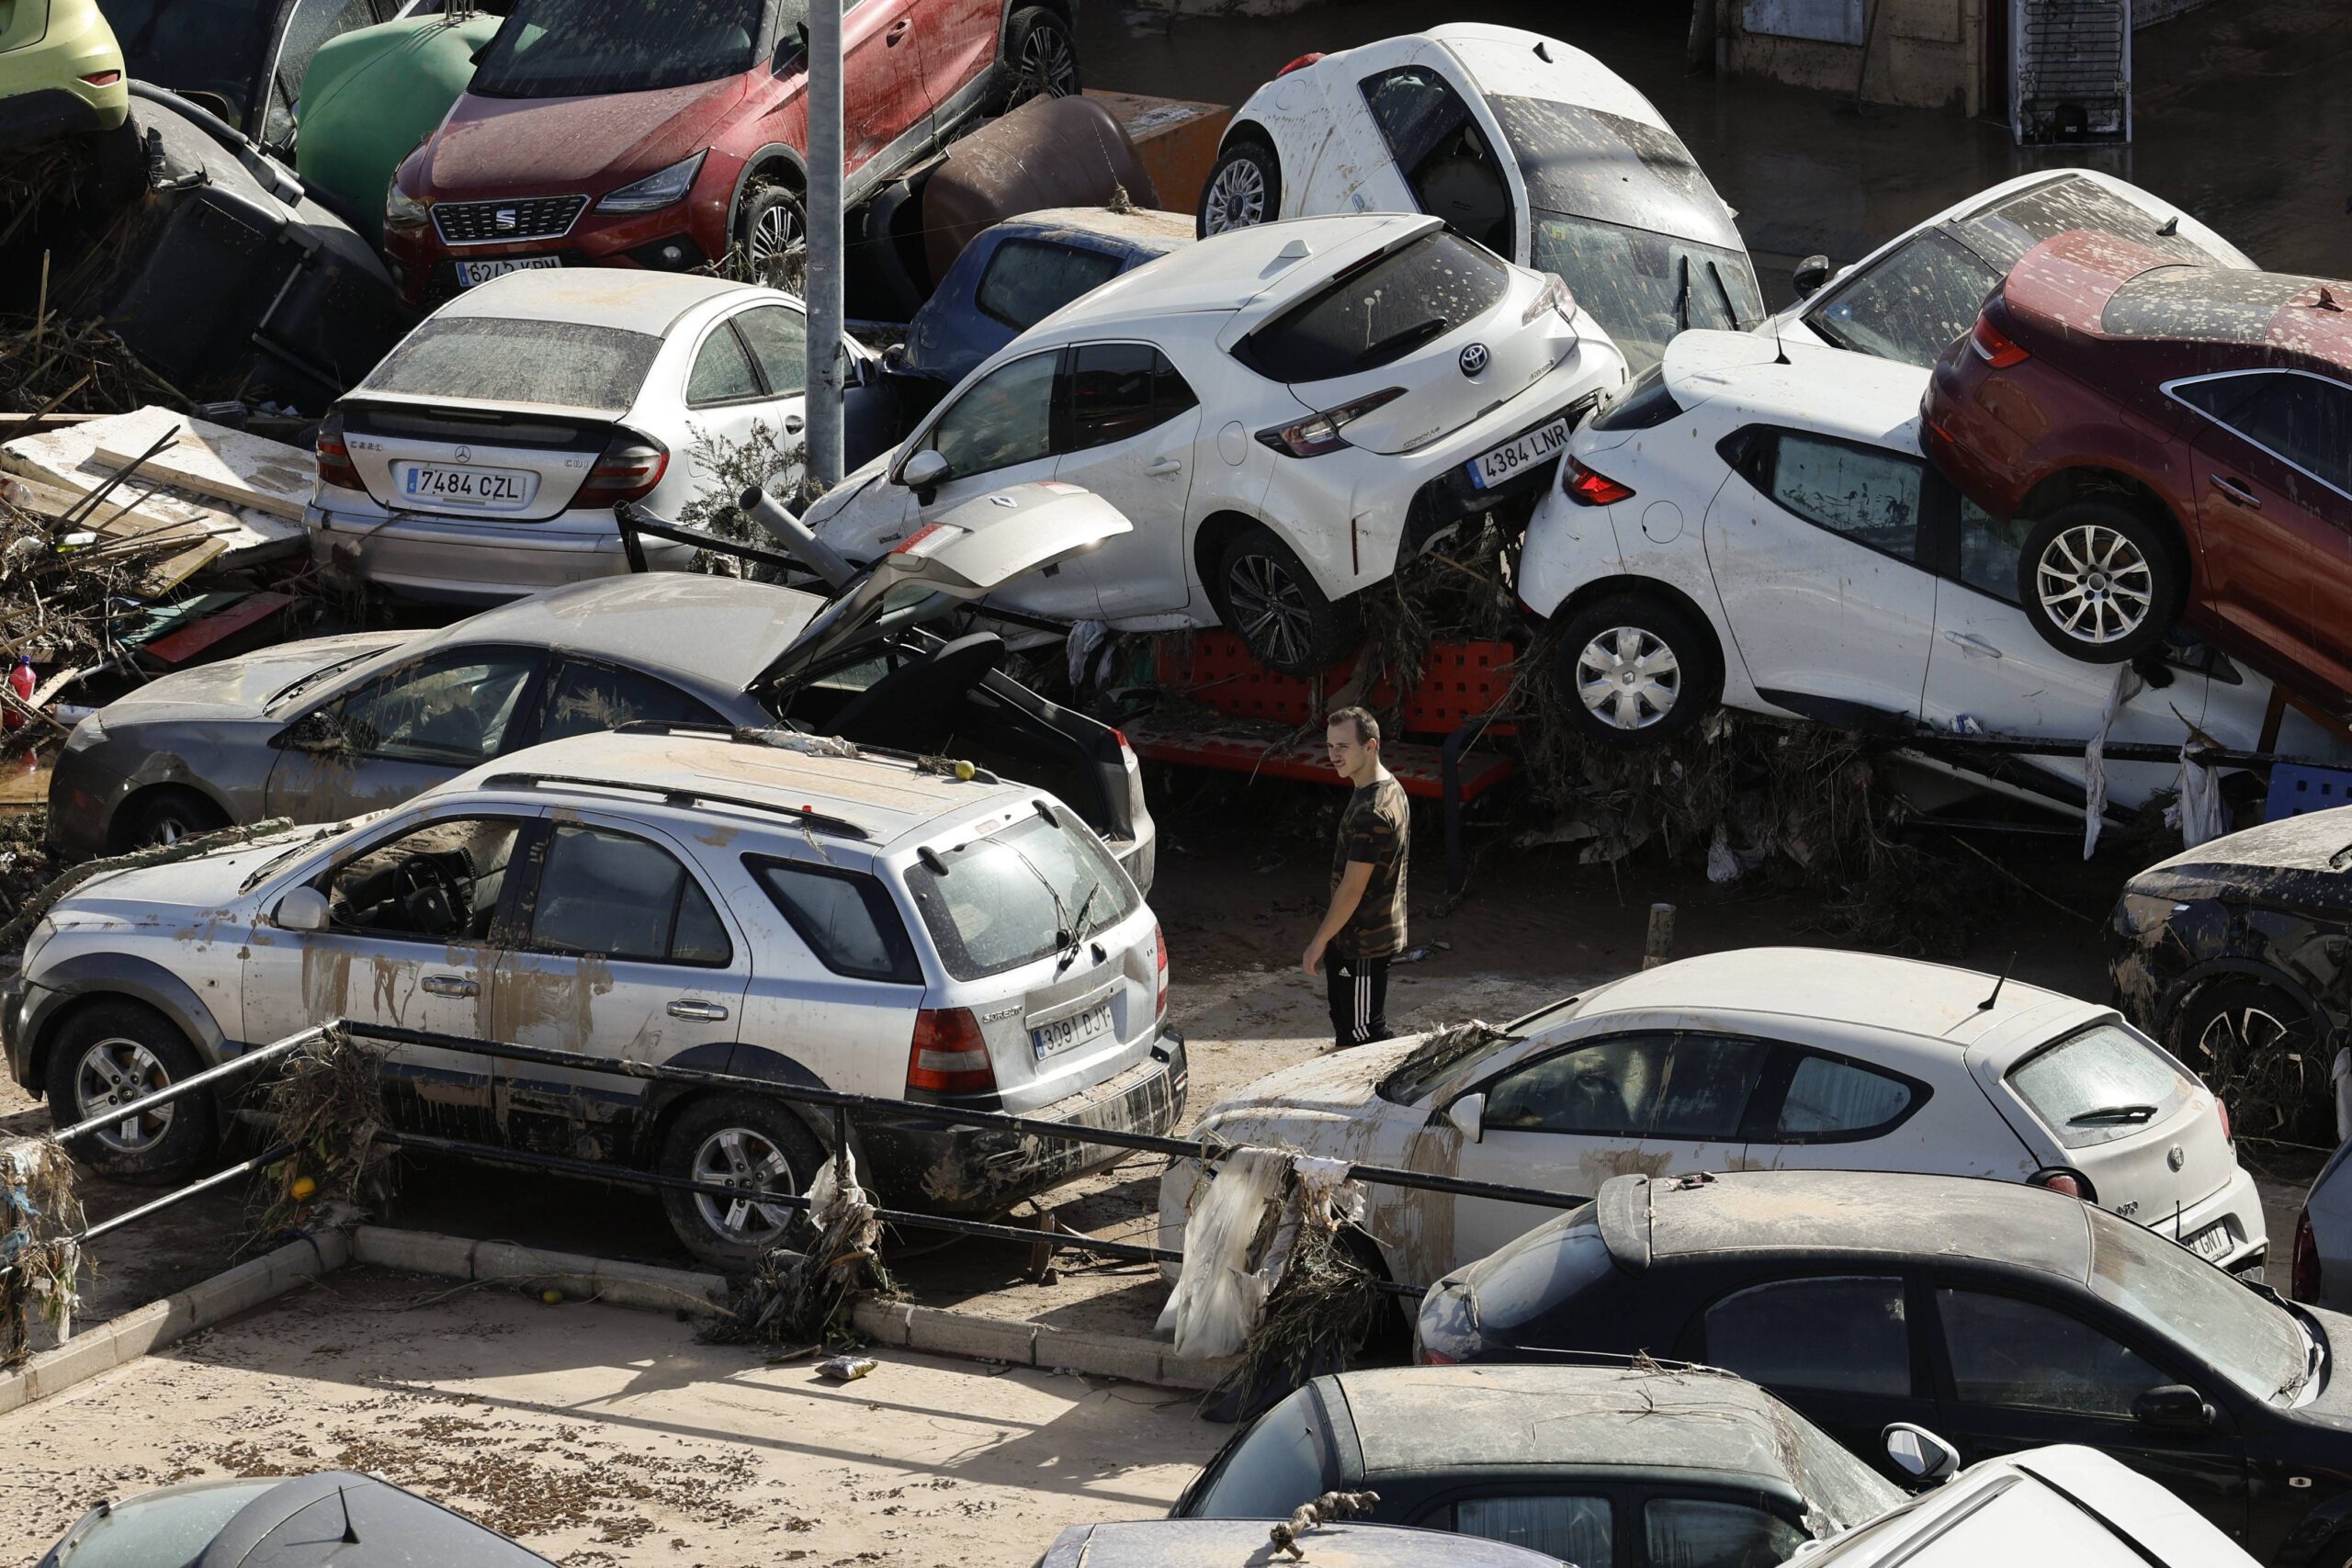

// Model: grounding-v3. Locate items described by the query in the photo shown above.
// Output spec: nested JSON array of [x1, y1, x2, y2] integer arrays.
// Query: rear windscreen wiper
[[1356, 316, 1447, 367], [2067, 1102, 2160, 1125]]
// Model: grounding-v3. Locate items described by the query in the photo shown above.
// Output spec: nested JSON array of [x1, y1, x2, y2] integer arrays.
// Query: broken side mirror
[[281, 710, 342, 752], [1882, 1424, 1960, 1486], [1445, 1092, 1486, 1143], [899, 447, 949, 503], [2133, 1384, 2215, 1433], [1792, 254, 1833, 299], [275, 886, 330, 932]]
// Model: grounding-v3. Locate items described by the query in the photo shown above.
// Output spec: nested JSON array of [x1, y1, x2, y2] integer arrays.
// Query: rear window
[[1957, 175, 2231, 271], [976, 240, 1126, 333], [366, 319, 662, 413], [749, 857, 922, 984], [901, 810, 1140, 981], [2007, 1023, 2198, 1149], [1188, 1385, 1329, 1518], [1234, 231, 1508, 383], [1456, 1205, 1613, 1334], [2100, 266, 2321, 342]]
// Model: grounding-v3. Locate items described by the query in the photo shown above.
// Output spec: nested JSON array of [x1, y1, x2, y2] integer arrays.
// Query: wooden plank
[[0, 473, 193, 543], [1, 412, 305, 568], [140, 591, 293, 665], [94, 412, 312, 523]]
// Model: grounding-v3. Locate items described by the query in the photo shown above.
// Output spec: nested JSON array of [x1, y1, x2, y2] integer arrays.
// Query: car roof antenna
[[1978, 953, 2016, 1011], [2156, 214, 2180, 236], [334, 1484, 361, 1545]]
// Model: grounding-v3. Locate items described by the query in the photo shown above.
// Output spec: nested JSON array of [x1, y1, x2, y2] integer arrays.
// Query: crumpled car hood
[[1198, 1036, 1426, 1125], [99, 632, 408, 725], [430, 77, 748, 192]]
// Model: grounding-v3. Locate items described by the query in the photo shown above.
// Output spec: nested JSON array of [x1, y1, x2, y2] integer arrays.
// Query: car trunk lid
[[337, 394, 618, 521]]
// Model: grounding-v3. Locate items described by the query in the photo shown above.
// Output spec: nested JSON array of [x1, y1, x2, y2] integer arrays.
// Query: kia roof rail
[[607, 721, 1004, 784], [479, 771, 872, 840]]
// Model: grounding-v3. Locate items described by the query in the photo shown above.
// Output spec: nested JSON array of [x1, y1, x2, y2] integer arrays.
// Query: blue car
[[891, 206, 1193, 412]]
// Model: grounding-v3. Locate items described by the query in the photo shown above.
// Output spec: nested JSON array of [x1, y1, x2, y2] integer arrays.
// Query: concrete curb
[[349, 1227, 730, 1314], [0, 1229, 350, 1417]]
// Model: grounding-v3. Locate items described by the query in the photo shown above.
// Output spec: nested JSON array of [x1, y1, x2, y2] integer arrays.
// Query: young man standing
[[1302, 705, 1409, 1048]]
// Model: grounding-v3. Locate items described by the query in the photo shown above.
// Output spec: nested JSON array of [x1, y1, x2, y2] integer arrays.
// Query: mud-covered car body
[[2109, 807, 2352, 1116], [51, 486, 1154, 893], [1032, 1519, 1564, 1568], [38, 1471, 558, 1567], [10, 728, 1182, 1263], [1159, 948, 2263, 1292]]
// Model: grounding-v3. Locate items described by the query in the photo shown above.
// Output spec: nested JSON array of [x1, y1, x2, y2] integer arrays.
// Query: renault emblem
[[1458, 343, 1490, 378], [2166, 1145, 2185, 1171]]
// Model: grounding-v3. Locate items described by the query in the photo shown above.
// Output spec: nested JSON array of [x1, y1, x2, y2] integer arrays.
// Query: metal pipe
[[50, 1027, 329, 1148], [741, 485, 856, 588], [78, 1143, 297, 1245], [803, 0, 845, 488], [341, 1022, 1589, 1212]]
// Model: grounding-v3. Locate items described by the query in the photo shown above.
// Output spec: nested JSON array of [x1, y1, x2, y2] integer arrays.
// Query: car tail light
[[1563, 457, 1634, 506], [80, 70, 122, 86], [1970, 313, 2030, 368], [2294, 1209, 2321, 1303], [1255, 387, 1406, 458], [2218, 1098, 2233, 1145], [314, 411, 363, 491], [1276, 51, 1324, 75], [576, 430, 671, 506], [2030, 1167, 2097, 1203], [1154, 920, 1170, 1021], [906, 1007, 998, 1095], [1521, 272, 1577, 327]]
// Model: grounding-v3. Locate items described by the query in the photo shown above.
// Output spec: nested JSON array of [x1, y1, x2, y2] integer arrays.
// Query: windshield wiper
[[1356, 316, 1447, 367], [1057, 883, 1105, 974], [2067, 1102, 2160, 1125], [1674, 254, 1691, 333]]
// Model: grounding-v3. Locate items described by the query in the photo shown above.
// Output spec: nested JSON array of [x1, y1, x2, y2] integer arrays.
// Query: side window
[[687, 325, 763, 404], [2226, 374, 2352, 493], [1809, 231, 2001, 368], [732, 305, 808, 398], [1703, 1276, 1912, 1396], [327, 817, 525, 942], [923, 350, 1059, 479], [1485, 1034, 1765, 1139], [537, 660, 725, 747], [1188, 1385, 1329, 1519], [975, 240, 1125, 333], [1937, 1289, 2164, 1416], [1449, 1495, 1613, 1568], [1357, 65, 1510, 254], [526, 824, 731, 966], [334, 648, 541, 766], [1956, 496, 2031, 603], [1653, 1037, 1770, 1138], [1069, 344, 1198, 451], [1645, 1499, 1807, 1568], [748, 857, 922, 984], [1768, 434, 1927, 562], [1773, 1055, 1917, 1140]]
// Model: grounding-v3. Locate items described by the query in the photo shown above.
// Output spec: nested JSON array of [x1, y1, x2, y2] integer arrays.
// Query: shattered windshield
[[470, 0, 765, 98], [1378, 1021, 1512, 1104], [2086, 1206, 2308, 1404], [1531, 213, 1762, 373]]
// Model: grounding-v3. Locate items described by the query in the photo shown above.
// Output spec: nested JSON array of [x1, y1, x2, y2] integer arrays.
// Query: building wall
[[1724, 0, 1986, 116]]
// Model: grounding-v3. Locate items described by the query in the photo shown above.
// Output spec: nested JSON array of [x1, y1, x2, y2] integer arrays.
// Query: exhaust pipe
[[741, 485, 857, 591]]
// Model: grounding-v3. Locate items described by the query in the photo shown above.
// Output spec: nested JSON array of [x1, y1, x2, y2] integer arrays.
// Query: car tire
[[44, 1000, 215, 1182], [1550, 593, 1721, 748], [1216, 525, 1356, 676], [2173, 976, 2321, 1132], [1000, 6, 1080, 107], [735, 181, 806, 288], [120, 786, 229, 851], [1197, 138, 1280, 237], [2014, 500, 2182, 664], [657, 1093, 829, 1271]]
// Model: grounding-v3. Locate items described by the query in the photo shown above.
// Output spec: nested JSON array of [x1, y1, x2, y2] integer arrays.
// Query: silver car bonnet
[[97, 631, 413, 725]]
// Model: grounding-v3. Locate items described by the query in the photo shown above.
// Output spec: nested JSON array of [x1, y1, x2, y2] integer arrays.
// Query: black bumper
[[859, 1030, 1187, 1215], [1400, 392, 1600, 558]]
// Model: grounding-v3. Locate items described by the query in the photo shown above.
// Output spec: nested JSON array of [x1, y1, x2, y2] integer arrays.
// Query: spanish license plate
[[395, 461, 538, 511], [1465, 415, 1571, 491], [1032, 1001, 1113, 1061], [2185, 1220, 2234, 1263], [456, 255, 563, 288]]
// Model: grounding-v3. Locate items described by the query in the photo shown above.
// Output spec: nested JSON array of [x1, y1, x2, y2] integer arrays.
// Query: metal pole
[[804, 0, 845, 489], [50, 1027, 329, 1148]]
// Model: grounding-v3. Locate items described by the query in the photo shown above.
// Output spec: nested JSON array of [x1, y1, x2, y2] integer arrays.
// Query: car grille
[[431, 195, 589, 246]]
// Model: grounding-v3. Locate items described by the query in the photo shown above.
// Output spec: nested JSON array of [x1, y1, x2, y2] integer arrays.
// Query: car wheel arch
[[638, 1042, 866, 1175], [996, 0, 1075, 51], [23, 962, 230, 1090], [1215, 117, 1279, 164], [107, 780, 235, 854], [2163, 958, 2328, 1044], [1553, 574, 1729, 668], [725, 146, 808, 239], [2015, 466, 2192, 574], [1193, 510, 1343, 616]]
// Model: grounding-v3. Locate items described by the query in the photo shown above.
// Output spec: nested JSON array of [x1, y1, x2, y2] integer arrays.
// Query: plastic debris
[[817, 1355, 878, 1382]]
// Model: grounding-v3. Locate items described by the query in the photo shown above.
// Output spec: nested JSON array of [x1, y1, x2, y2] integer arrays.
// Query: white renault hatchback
[[10, 729, 1182, 1268], [804, 212, 1626, 674], [1159, 948, 2263, 1291]]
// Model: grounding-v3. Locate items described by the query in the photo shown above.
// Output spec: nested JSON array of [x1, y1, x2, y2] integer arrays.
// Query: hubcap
[[1204, 159, 1267, 232], [1576, 626, 1681, 730], [2037, 524, 2154, 645], [74, 1038, 173, 1154], [689, 1127, 797, 1246], [1016, 25, 1077, 96], [1227, 553, 1314, 669]]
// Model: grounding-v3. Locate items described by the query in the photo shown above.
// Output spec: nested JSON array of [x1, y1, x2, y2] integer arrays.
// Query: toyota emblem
[[1458, 343, 1490, 378], [2166, 1145, 2186, 1171], [455, 446, 472, 462]]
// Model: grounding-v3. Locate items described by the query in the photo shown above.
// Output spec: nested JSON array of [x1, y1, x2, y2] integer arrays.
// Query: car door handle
[[668, 999, 729, 1021], [2210, 474, 2262, 510], [422, 975, 478, 998], [1143, 457, 1182, 477], [1943, 630, 2004, 659], [886, 17, 910, 41], [785, 413, 805, 434]]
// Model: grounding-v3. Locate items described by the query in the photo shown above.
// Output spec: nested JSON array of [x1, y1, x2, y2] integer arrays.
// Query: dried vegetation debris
[[0, 1135, 84, 1365]]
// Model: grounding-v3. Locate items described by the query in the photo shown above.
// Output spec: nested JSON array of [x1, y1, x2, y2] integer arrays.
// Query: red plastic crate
[[1153, 632, 1519, 737]]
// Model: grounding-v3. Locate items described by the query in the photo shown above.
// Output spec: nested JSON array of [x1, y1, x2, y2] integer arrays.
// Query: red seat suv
[[1922, 230, 2352, 716], [382, 0, 1081, 307]]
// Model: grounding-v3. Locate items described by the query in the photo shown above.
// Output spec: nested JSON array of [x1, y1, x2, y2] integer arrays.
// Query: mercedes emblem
[[2166, 1145, 2186, 1171]]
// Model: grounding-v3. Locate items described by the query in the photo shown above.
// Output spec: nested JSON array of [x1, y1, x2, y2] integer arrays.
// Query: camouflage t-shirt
[[1329, 774, 1409, 962]]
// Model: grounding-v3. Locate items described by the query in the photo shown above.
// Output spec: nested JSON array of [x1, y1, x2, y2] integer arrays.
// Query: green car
[[297, 11, 497, 247], [0, 0, 129, 141]]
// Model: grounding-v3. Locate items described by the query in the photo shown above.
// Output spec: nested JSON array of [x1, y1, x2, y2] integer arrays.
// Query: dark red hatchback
[[382, 0, 1080, 306], [1921, 230, 2352, 715]]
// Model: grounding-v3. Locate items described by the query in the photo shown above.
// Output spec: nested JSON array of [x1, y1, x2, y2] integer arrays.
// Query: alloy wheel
[[690, 1126, 797, 1246], [750, 201, 803, 270], [1227, 552, 1314, 669], [2196, 1003, 2295, 1060], [1576, 626, 1681, 730], [2035, 523, 2154, 647], [74, 1038, 173, 1154], [1204, 159, 1267, 232], [1017, 24, 1079, 97]]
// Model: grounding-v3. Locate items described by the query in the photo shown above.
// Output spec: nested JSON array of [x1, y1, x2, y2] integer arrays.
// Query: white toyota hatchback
[[804, 212, 1626, 674], [1159, 948, 2263, 1291]]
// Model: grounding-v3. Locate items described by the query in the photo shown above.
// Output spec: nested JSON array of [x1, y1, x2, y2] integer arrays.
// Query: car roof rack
[[480, 771, 871, 840], [608, 721, 1004, 784]]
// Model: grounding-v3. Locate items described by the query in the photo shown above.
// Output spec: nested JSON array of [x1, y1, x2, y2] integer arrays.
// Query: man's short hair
[[1327, 706, 1380, 747]]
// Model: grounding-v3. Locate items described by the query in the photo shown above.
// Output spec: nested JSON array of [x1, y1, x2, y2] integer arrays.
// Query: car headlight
[[385, 185, 429, 232], [65, 710, 105, 750], [597, 152, 708, 215]]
